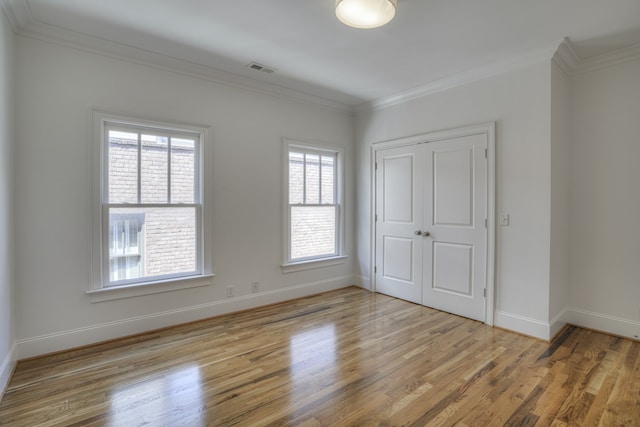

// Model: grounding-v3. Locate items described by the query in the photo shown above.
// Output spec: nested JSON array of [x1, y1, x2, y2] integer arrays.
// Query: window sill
[[86, 274, 215, 303], [281, 256, 348, 273]]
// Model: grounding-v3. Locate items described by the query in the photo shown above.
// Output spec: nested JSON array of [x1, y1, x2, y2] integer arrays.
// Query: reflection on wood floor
[[1, 287, 639, 426]]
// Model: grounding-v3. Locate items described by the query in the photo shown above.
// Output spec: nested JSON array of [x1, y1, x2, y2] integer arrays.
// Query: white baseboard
[[549, 308, 568, 339], [0, 343, 16, 401], [566, 308, 640, 340], [495, 307, 640, 342], [355, 275, 371, 291], [16, 277, 354, 359], [494, 310, 552, 340]]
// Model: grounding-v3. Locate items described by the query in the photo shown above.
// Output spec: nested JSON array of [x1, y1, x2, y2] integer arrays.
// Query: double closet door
[[374, 131, 488, 322]]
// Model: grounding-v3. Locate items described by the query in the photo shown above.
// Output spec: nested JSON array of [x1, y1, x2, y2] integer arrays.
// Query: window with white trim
[[90, 111, 212, 297], [284, 140, 344, 267]]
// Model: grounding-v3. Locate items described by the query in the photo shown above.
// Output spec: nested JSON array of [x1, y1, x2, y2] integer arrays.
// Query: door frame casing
[[370, 122, 496, 326]]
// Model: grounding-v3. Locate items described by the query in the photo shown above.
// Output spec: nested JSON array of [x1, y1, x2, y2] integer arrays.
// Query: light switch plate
[[500, 213, 510, 226]]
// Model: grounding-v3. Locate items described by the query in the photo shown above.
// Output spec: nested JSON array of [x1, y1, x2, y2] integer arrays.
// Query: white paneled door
[[375, 145, 424, 304], [375, 130, 489, 322]]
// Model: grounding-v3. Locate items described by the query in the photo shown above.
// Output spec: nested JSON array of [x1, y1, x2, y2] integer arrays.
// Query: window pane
[[321, 155, 335, 204], [108, 130, 138, 203], [291, 206, 336, 260], [305, 154, 320, 204], [171, 138, 196, 204], [108, 207, 197, 284], [289, 152, 304, 204], [141, 134, 168, 203]]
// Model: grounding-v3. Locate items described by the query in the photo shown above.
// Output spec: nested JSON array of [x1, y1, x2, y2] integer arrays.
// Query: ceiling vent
[[247, 62, 277, 74]]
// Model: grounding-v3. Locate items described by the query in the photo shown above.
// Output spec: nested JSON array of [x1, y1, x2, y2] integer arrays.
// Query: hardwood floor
[[1, 287, 639, 426]]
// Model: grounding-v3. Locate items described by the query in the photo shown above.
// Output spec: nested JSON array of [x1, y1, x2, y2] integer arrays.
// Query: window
[[109, 213, 145, 281], [90, 111, 213, 299], [284, 140, 345, 270]]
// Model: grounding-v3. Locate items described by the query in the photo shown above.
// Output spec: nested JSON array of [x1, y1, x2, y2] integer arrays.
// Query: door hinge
[[375, 214, 378, 222], [483, 288, 486, 298], [375, 162, 378, 170], [484, 148, 487, 158], [374, 266, 377, 274], [485, 218, 487, 228]]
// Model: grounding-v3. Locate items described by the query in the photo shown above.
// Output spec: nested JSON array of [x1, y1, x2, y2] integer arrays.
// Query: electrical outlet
[[499, 213, 510, 226], [226, 286, 234, 297], [251, 282, 259, 293]]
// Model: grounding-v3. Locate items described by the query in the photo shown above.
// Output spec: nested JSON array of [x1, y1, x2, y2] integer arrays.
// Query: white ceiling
[[5, 0, 640, 107]]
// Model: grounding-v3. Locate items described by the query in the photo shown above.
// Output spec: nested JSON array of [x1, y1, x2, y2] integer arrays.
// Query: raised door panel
[[432, 242, 473, 296], [383, 156, 414, 223], [382, 236, 414, 283], [433, 148, 473, 226]]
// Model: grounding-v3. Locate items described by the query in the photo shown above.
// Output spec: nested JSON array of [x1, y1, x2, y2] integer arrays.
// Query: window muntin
[[286, 144, 342, 263], [103, 123, 202, 287]]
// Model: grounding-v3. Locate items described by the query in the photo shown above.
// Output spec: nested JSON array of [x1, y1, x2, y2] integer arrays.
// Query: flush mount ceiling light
[[335, 0, 397, 29]]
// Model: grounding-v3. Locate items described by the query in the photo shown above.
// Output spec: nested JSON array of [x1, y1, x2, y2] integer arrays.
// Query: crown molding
[[5, 0, 639, 114], [0, 0, 30, 31], [573, 42, 640, 74], [1, 0, 354, 114], [360, 36, 640, 113], [552, 38, 580, 75], [554, 37, 640, 75], [360, 43, 560, 112]]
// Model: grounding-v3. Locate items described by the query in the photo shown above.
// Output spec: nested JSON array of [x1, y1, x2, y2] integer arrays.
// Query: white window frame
[[282, 138, 346, 273], [88, 110, 214, 302]]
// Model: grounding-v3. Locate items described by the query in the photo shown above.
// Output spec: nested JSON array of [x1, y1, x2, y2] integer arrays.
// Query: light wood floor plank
[[1, 287, 639, 426]]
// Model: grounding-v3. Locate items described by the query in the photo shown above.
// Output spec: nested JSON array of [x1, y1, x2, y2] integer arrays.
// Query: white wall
[[568, 58, 640, 339], [549, 60, 571, 337], [0, 8, 15, 396], [14, 35, 356, 358], [356, 62, 555, 339]]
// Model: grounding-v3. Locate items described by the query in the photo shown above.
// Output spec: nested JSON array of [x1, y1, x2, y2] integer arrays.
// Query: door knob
[[415, 230, 422, 235], [422, 231, 431, 237]]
